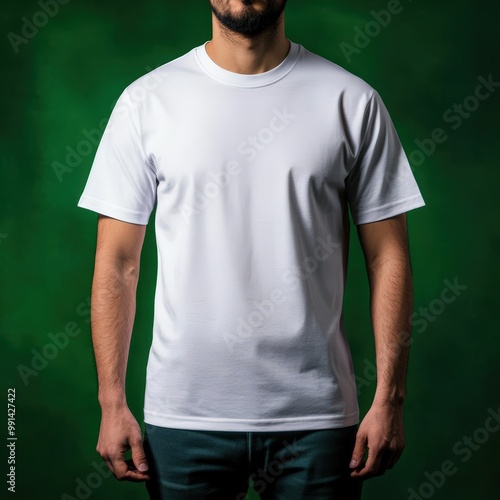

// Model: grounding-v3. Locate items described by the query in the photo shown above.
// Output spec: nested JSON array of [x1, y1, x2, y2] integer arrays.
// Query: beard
[[210, 0, 288, 37]]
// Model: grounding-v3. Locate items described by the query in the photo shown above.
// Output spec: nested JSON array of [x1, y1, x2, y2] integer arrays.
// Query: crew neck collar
[[195, 39, 301, 88]]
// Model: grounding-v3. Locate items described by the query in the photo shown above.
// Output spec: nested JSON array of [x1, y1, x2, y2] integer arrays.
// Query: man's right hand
[[96, 405, 150, 482]]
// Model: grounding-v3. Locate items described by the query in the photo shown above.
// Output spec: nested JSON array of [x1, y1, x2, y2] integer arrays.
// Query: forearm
[[351, 215, 412, 477], [367, 255, 413, 407], [91, 255, 139, 410]]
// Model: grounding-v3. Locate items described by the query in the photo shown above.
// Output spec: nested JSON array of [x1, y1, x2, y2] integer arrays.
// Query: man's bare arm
[[92, 214, 149, 482], [349, 213, 413, 479]]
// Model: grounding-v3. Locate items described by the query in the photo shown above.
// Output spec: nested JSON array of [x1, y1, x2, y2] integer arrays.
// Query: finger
[[109, 452, 132, 481], [130, 436, 149, 474], [349, 432, 367, 470], [120, 461, 150, 483], [351, 445, 383, 479], [125, 458, 150, 480], [102, 456, 116, 478], [97, 445, 116, 477], [349, 459, 366, 479], [365, 446, 384, 477]]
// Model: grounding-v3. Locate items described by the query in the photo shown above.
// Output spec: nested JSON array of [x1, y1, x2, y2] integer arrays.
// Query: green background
[[2, 0, 499, 498]]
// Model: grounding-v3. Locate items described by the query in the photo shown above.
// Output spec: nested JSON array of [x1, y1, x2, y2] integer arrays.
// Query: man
[[78, 1, 426, 498]]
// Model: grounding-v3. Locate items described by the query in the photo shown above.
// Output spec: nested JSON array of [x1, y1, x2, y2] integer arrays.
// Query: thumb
[[131, 437, 149, 472], [349, 431, 367, 469]]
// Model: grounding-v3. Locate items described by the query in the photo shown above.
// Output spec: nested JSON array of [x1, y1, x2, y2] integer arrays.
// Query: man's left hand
[[349, 401, 405, 479]]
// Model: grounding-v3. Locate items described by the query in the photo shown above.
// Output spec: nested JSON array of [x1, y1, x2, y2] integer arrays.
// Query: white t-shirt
[[78, 40, 425, 432]]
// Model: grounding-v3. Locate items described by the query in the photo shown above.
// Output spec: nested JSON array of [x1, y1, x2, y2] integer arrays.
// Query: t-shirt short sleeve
[[77, 88, 157, 225], [345, 90, 425, 225]]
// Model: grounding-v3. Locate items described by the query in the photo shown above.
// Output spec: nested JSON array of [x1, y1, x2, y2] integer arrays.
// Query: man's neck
[[205, 15, 290, 75]]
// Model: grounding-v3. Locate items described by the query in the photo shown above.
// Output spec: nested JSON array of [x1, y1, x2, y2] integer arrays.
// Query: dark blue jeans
[[143, 423, 363, 499]]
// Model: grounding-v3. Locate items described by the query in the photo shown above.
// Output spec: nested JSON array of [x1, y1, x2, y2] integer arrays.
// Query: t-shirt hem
[[352, 194, 426, 225], [143, 410, 359, 432], [77, 195, 150, 225]]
